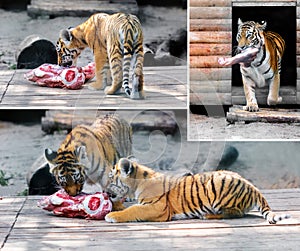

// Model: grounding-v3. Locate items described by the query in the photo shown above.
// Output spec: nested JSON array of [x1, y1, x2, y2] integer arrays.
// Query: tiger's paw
[[243, 103, 259, 112], [130, 91, 145, 100], [267, 96, 282, 106], [104, 86, 122, 95], [105, 212, 123, 223], [88, 81, 104, 90]]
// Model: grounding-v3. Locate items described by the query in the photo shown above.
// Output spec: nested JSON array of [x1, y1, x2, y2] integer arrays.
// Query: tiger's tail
[[256, 193, 290, 224], [121, 27, 134, 97]]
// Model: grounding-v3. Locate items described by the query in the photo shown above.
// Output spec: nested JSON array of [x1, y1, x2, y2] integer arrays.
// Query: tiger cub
[[236, 19, 285, 112], [56, 13, 145, 99], [44, 114, 132, 211], [105, 158, 290, 223]]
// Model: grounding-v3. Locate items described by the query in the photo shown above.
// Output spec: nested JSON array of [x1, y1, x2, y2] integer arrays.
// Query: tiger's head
[[56, 28, 87, 67], [236, 18, 267, 53], [107, 157, 161, 202], [44, 146, 89, 196]]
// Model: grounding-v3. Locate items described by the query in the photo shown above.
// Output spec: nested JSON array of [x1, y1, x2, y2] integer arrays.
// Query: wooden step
[[227, 105, 300, 123]]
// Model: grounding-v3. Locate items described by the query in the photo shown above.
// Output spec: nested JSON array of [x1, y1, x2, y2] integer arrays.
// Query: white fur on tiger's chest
[[240, 48, 273, 88]]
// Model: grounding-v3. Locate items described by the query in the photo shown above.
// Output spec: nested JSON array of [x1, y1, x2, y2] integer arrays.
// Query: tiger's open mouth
[[61, 61, 73, 67]]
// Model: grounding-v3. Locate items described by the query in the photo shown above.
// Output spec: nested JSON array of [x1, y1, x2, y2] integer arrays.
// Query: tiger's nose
[[65, 185, 79, 196]]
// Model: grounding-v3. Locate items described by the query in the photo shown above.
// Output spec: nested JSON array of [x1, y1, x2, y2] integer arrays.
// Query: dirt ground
[[189, 112, 300, 140]]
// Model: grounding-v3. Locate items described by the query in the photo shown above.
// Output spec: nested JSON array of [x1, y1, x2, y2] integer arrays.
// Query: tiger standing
[[56, 13, 145, 99], [44, 114, 132, 211], [105, 158, 290, 223], [236, 18, 285, 112]]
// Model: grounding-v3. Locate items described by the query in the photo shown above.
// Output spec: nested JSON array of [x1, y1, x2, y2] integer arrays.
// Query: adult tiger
[[44, 114, 132, 211], [105, 158, 290, 223], [236, 18, 285, 112], [56, 13, 145, 99]]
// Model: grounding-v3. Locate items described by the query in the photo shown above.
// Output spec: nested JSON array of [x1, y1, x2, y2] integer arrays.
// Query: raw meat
[[218, 48, 259, 67], [24, 62, 95, 90], [38, 189, 112, 220]]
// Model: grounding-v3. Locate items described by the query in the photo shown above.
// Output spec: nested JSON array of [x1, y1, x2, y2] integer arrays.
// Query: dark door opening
[[232, 7, 296, 88]]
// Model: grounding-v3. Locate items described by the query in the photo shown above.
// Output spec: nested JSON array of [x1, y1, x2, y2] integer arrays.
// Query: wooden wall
[[190, 0, 232, 105], [190, 0, 299, 106]]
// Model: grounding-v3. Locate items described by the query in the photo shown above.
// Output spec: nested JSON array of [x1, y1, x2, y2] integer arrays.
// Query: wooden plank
[[233, 0, 296, 7], [227, 105, 300, 123], [0, 66, 187, 108], [190, 19, 231, 32], [190, 43, 231, 56], [232, 86, 297, 96], [232, 95, 297, 105], [190, 0, 231, 7], [190, 31, 232, 44], [190, 68, 231, 81], [190, 92, 232, 105], [190, 80, 231, 93], [232, 86, 297, 105], [190, 7, 232, 20]]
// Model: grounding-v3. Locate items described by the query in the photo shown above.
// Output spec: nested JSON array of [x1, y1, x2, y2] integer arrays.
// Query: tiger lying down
[[105, 158, 290, 224]]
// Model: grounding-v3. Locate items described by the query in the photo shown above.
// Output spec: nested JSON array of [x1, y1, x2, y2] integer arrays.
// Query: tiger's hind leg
[[131, 52, 145, 99], [267, 72, 282, 106]]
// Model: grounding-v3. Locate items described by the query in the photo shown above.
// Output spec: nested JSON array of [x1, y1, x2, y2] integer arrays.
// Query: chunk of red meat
[[38, 189, 112, 220], [24, 62, 95, 90], [218, 48, 259, 67]]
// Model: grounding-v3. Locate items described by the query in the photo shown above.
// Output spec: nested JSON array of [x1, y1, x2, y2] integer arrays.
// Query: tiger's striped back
[[105, 158, 290, 224], [45, 114, 132, 196]]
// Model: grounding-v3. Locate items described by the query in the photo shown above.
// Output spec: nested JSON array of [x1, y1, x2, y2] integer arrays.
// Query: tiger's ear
[[119, 158, 133, 177], [75, 146, 90, 168], [60, 29, 73, 44], [45, 148, 58, 164], [238, 18, 243, 26], [44, 148, 58, 172], [257, 21, 267, 31]]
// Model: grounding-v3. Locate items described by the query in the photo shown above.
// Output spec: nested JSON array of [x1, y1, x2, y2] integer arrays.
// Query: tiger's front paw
[[105, 212, 122, 223], [243, 102, 259, 112], [267, 96, 282, 106], [104, 86, 122, 95], [130, 91, 145, 100], [88, 81, 103, 90]]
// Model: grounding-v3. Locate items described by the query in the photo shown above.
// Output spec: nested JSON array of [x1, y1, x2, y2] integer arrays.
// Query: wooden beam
[[227, 105, 300, 123]]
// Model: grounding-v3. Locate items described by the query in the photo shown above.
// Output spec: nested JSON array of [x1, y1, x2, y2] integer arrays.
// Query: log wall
[[190, 0, 299, 106]]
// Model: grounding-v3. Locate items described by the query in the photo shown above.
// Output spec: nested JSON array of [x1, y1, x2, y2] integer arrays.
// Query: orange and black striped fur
[[44, 114, 132, 210], [105, 158, 290, 223], [236, 19, 285, 112], [56, 13, 145, 99]]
